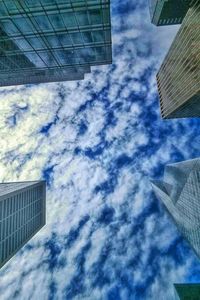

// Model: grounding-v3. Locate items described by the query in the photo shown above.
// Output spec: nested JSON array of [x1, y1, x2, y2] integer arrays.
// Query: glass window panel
[[0, 2, 8, 16], [0, 20, 19, 35], [76, 11, 89, 26], [53, 49, 76, 64], [62, 13, 76, 28], [25, 0, 43, 8], [105, 30, 111, 42], [46, 35, 61, 48], [34, 15, 52, 31], [70, 32, 83, 45], [82, 32, 93, 43], [5, 1, 19, 12], [25, 52, 46, 67], [28, 37, 45, 50], [41, 0, 56, 4], [14, 38, 33, 51], [95, 46, 107, 60], [77, 47, 95, 63], [90, 9, 102, 24], [39, 52, 58, 66], [59, 34, 72, 47], [49, 14, 65, 30], [0, 40, 16, 52], [14, 18, 34, 34], [102, 8, 110, 23], [93, 30, 104, 42]]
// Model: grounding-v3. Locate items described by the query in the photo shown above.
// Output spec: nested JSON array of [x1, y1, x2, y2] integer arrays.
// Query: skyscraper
[[0, 0, 112, 86], [156, 0, 200, 118], [149, 0, 191, 26], [151, 158, 200, 259], [0, 181, 46, 269], [174, 283, 200, 300]]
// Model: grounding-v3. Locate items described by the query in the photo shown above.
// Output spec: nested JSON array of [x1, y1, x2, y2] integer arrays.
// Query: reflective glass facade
[[157, 1, 200, 118], [0, 0, 112, 86], [151, 158, 200, 259], [174, 283, 200, 300], [0, 181, 46, 269], [149, 0, 191, 26]]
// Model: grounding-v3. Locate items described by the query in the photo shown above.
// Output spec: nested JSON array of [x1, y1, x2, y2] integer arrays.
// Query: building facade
[[156, 1, 200, 118], [151, 158, 200, 259], [174, 283, 200, 300], [0, 0, 112, 86], [149, 0, 191, 26], [0, 181, 46, 269]]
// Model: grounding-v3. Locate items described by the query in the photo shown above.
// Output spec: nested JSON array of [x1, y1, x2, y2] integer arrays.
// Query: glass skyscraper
[[0, 0, 112, 86], [174, 283, 200, 300], [149, 0, 191, 26], [0, 181, 46, 269], [151, 158, 200, 259], [156, 0, 200, 118]]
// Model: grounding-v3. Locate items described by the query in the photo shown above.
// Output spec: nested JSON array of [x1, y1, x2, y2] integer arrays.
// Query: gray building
[[149, 0, 191, 26], [0, 0, 112, 86], [156, 0, 200, 118], [0, 181, 46, 269], [174, 283, 200, 300], [151, 158, 200, 259]]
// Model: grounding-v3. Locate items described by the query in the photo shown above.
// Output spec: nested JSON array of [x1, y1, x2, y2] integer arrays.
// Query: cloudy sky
[[0, 1, 200, 299]]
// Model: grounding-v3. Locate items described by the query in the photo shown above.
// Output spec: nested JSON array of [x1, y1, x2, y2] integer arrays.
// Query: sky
[[0, 1, 200, 300]]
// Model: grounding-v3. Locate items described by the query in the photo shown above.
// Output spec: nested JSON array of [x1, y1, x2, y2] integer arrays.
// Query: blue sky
[[0, 1, 200, 299]]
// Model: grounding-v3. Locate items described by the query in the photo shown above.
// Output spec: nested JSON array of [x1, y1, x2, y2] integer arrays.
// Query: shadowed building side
[[0, 181, 46, 269], [156, 1, 200, 119], [151, 158, 200, 259], [149, 0, 191, 26], [174, 283, 200, 299]]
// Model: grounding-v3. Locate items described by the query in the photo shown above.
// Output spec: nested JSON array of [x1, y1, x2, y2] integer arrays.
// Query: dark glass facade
[[0, 0, 112, 86], [0, 181, 46, 269], [174, 283, 200, 300], [151, 158, 200, 259], [156, 1, 200, 118], [149, 0, 191, 26]]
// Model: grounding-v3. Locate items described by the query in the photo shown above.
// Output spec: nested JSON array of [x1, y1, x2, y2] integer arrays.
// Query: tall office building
[[174, 283, 200, 300], [156, 0, 200, 118], [0, 0, 112, 86], [149, 0, 191, 26], [151, 158, 200, 259], [0, 181, 46, 269]]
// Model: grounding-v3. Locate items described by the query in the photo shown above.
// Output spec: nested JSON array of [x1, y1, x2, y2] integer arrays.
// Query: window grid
[[0, 183, 45, 265]]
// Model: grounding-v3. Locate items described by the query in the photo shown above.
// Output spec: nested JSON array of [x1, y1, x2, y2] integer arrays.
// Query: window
[[14, 18, 34, 34], [93, 30, 104, 43], [70, 32, 83, 45], [82, 32, 93, 44], [62, 12, 76, 28], [76, 11, 89, 26], [0, 20, 19, 36], [28, 37, 45, 50], [34, 15, 52, 31], [90, 9, 102, 25], [49, 14, 65, 30], [39, 52, 58, 67]]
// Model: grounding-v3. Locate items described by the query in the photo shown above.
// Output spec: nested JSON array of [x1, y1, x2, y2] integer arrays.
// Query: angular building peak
[[151, 158, 200, 258], [0, 181, 41, 197], [149, 0, 192, 26], [174, 283, 200, 299]]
